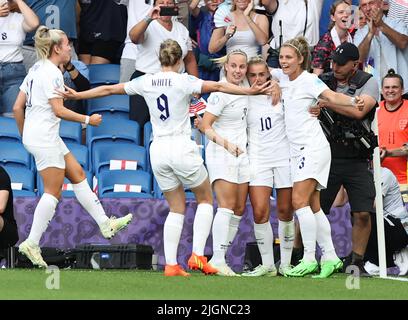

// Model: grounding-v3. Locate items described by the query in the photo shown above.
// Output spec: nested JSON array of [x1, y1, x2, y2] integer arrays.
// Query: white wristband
[[350, 97, 356, 106], [84, 115, 90, 125]]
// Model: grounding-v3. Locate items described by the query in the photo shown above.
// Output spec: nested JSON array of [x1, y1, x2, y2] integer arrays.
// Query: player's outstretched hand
[[89, 114, 102, 126], [55, 85, 80, 100]]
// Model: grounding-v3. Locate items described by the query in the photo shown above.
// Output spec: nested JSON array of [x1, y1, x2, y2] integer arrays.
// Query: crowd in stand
[[1, 0, 408, 277]]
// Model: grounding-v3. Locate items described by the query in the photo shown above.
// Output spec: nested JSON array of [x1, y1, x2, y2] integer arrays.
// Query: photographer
[[318, 42, 379, 275]]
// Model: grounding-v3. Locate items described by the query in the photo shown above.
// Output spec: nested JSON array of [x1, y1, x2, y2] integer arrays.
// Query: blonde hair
[[247, 55, 269, 69], [159, 39, 182, 67], [34, 26, 66, 60], [281, 37, 311, 71], [213, 49, 247, 66]]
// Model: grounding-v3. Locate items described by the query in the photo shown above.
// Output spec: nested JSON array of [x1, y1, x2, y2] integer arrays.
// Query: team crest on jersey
[[208, 94, 219, 105], [188, 75, 197, 82], [53, 77, 63, 89], [399, 119, 408, 130]]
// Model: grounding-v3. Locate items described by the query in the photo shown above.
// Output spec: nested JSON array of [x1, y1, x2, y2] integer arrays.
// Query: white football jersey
[[19, 59, 65, 147], [278, 70, 329, 156], [205, 85, 249, 152], [124, 72, 203, 138], [247, 95, 290, 167]]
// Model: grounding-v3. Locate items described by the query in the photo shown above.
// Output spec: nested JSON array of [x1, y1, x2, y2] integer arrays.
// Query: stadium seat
[[4, 167, 36, 197], [143, 122, 152, 172], [37, 170, 93, 197], [86, 119, 140, 165], [93, 141, 147, 174], [87, 94, 129, 120], [143, 121, 152, 147], [0, 141, 32, 170], [59, 120, 82, 145], [153, 178, 195, 199], [0, 117, 21, 143], [98, 170, 153, 198], [65, 143, 89, 171], [88, 64, 120, 87]]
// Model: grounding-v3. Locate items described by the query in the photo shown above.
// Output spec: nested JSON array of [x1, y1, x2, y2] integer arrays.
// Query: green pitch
[[1, 269, 407, 300]]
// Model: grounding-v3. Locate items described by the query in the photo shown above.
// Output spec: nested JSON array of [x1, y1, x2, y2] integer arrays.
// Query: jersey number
[[260, 117, 272, 131], [157, 94, 170, 121], [26, 80, 34, 108]]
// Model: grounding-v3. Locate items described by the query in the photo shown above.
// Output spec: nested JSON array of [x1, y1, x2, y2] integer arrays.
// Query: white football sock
[[27, 193, 58, 245], [314, 209, 338, 261], [227, 214, 242, 247], [192, 203, 214, 256], [295, 206, 317, 262], [73, 179, 108, 226], [211, 208, 233, 265], [163, 212, 184, 265], [279, 219, 295, 267], [254, 222, 275, 268]]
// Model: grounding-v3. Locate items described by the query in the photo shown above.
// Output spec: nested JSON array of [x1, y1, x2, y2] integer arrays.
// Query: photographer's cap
[[332, 42, 360, 66]]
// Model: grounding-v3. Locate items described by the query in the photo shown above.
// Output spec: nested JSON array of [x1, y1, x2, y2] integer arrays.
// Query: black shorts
[[320, 158, 376, 214], [0, 217, 18, 248], [78, 39, 122, 62]]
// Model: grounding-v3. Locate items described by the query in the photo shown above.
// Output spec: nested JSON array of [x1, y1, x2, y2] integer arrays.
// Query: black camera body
[[160, 6, 179, 16]]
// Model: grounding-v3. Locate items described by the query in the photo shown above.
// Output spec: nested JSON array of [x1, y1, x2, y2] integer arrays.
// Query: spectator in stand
[[378, 69, 408, 201], [22, 0, 78, 72], [312, 0, 353, 75], [261, 0, 324, 68], [0, 0, 39, 117], [209, 0, 269, 60], [190, 0, 225, 83], [78, 0, 127, 64], [128, 0, 198, 137], [59, 59, 90, 115], [319, 0, 359, 37], [119, 0, 151, 83], [0, 166, 18, 256], [354, 0, 408, 95]]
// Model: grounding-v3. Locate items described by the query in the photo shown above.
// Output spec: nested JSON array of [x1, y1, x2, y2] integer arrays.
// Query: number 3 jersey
[[19, 59, 65, 147], [124, 72, 203, 138], [247, 96, 290, 168]]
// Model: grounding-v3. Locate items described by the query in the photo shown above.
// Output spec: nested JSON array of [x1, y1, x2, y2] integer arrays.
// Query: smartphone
[[160, 6, 179, 16]]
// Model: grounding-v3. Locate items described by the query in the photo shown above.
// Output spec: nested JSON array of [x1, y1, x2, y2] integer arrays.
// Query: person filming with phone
[[129, 0, 198, 139]]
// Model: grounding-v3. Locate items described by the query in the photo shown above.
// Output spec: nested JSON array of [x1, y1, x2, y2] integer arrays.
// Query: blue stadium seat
[[153, 177, 195, 199], [37, 170, 93, 197], [4, 167, 36, 197], [143, 121, 152, 147], [66, 143, 89, 171], [98, 170, 153, 198], [86, 119, 140, 165], [93, 141, 147, 174], [143, 122, 152, 172], [87, 94, 129, 119], [88, 64, 120, 87], [59, 120, 82, 144], [0, 117, 21, 143], [0, 141, 32, 170]]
